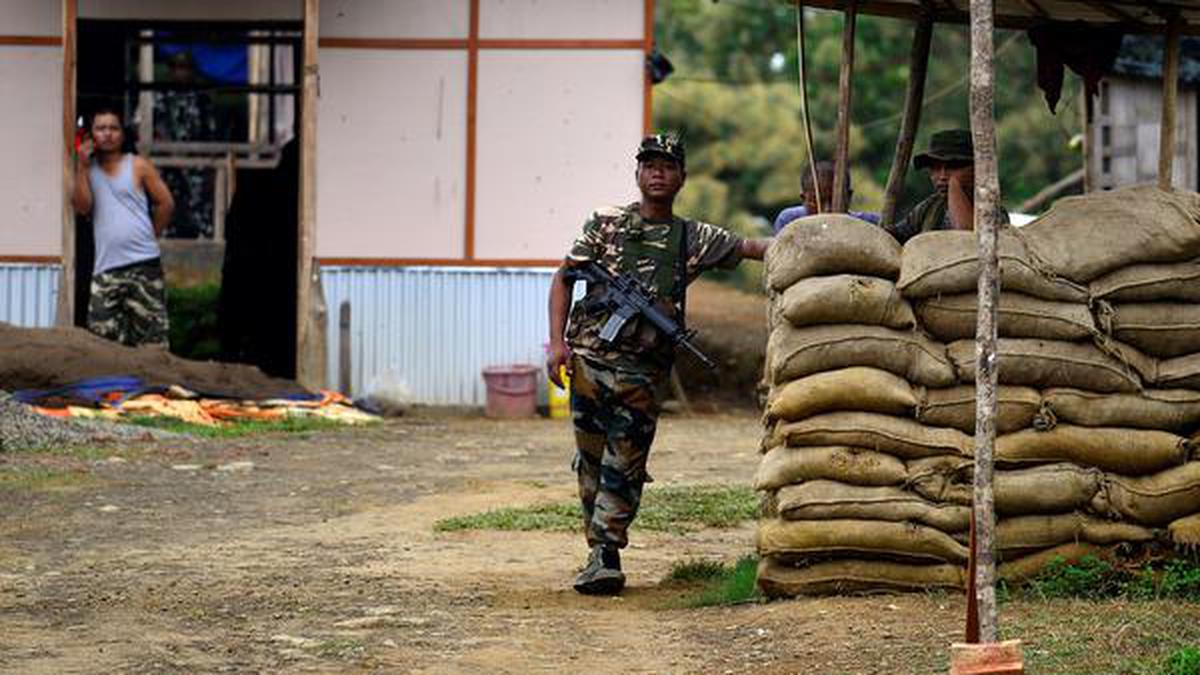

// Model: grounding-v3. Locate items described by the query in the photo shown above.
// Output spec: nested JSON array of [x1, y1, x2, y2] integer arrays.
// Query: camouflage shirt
[[565, 202, 743, 373], [888, 192, 1010, 245]]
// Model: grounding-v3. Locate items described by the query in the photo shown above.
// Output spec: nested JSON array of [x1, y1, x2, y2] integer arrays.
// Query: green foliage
[[0, 466, 89, 491], [123, 414, 351, 438], [433, 484, 758, 533], [167, 283, 221, 361], [1022, 555, 1200, 602], [652, 2, 1084, 291], [1127, 558, 1200, 601], [1163, 646, 1200, 675], [667, 555, 761, 608]]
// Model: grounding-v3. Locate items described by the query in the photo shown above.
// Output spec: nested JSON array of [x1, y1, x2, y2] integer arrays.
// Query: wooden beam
[[58, 0, 77, 328], [1160, 13, 1183, 190], [465, 0, 479, 260], [969, 0, 1001, 645], [644, 0, 655, 134], [316, 257, 562, 267], [1017, 167, 1084, 212], [296, 0, 325, 388], [832, 0, 858, 213], [0, 35, 62, 46], [1077, 0, 1148, 27], [1016, 0, 1049, 17], [880, 9, 933, 228]]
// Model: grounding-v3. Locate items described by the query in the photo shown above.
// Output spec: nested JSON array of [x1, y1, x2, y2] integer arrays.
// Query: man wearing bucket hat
[[546, 133, 769, 595], [887, 128, 1008, 245]]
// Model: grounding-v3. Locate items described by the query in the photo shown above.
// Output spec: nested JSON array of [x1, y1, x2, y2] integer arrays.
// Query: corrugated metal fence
[[320, 265, 559, 406], [0, 264, 59, 328]]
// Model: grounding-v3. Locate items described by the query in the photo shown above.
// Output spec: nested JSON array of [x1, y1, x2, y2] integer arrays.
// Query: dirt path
[[6, 412, 1190, 674]]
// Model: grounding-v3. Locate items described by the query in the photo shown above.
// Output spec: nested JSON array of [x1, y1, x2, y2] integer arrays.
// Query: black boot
[[573, 545, 624, 595]]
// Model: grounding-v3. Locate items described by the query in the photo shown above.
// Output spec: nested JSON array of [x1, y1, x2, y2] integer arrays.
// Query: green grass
[[1163, 646, 1200, 675], [666, 555, 761, 608], [433, 484, 758, 533], [0, 465, 90, 491], [1019, 554, 1200, 602], [167, 283, 221, 361], [122, 414, 353, 438]]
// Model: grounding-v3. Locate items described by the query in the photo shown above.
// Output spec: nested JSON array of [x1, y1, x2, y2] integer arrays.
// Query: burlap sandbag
[[1168, 513, 1200, 548], [997, 425, 1191, 475], [776, 480, 970, 532], [766, 367, 918, 422], [757, 556, 965, 597], [998, 542, 1110, 583], [1109, 303, 1200, 359], [1091, 260, 1200, 303], [767, 215, 902, 291], [917, 385, 1042, 434], [769, 324, 956, 387], [907, 462, 1102, 516], [1019, 185, 1200, 283], [997, 513, 1154, 554], [1043, 387, 1200, 432], [754, 445, 907, 491], [1157, 353, 1200, 390], [948, 339, 1142, 393], [1093, 462, 1200, 526], [768, 412, 971, 459], [778, 274, 915, 329], [915, 292, 1096, 342], [756, 518, 969, 564], [897, 229, 1088, 302]]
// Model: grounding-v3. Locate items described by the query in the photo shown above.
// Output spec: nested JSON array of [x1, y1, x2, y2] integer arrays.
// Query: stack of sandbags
[[757, 187, 1200, 598]]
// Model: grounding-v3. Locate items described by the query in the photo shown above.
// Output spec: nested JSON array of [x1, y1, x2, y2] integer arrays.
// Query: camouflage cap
[[636, 133, 685, 168], [914, 129, 974, 169]]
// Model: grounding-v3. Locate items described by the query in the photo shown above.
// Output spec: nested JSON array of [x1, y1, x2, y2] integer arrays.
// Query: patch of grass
[[432, 483, 757, 533], [0, 466, 89, 491], [1164, 646, 1200, 675], [122, 414, 351, 438], [167, 283, 221, 361], [1018, 555, 1200, 602], [668, 555, 761, 608], [311, 637, 365, 659]]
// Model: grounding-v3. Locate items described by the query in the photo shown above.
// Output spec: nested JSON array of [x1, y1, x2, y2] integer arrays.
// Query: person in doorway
[[885, 128, 1008, 244], [72, 106, 175, 347], [771, 160, 879, 234], [546, 134, 770, 596]]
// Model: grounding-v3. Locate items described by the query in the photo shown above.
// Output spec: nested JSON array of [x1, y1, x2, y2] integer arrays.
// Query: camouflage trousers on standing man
[[88, 258, 170, 348], [570, 355, 667, 549]]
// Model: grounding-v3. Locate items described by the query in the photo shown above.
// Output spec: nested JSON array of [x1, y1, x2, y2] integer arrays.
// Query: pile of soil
[[0, 323, 308, 399], [676, 279, 768, 409]]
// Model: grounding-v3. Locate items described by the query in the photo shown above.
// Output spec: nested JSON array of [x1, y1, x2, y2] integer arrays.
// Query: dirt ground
[[1, 413, 1196, 674]]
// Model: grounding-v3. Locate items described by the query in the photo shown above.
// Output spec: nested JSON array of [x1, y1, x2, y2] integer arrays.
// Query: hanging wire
[[796, 2, 823, 213]]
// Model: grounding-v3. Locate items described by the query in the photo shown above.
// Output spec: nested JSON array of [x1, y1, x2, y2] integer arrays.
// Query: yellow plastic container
[[548, 367, 571, 419]]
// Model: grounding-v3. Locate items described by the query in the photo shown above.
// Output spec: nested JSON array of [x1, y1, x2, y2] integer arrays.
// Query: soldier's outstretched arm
[[546, 263, 578, 388]]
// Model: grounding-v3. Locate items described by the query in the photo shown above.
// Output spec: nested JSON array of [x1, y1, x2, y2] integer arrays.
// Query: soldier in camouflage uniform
[[546, 135, 769, 595], [886, 129, 1009, 244], [73, 106, 174, 348]]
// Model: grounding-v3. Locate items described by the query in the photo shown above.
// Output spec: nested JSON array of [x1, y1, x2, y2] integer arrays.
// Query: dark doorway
[[75, 19, 302, 379]]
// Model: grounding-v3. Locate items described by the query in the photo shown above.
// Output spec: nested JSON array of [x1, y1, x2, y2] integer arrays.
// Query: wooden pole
[[831, 0, 858, 213], [338, 301, 352, 396], [58, 0, 78, 327], [296, 0, 325, 388], [969, 0, 1001, 644], [880, 9, 933, 228], [795, 3, 823, 212], [1159, 15, 1182, 191]]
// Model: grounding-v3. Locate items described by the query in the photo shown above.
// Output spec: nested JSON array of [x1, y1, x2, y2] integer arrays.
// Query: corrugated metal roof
[[800, 1, 1200, 35], [320, 265, 561, 406], [0, 264, 59, 328]]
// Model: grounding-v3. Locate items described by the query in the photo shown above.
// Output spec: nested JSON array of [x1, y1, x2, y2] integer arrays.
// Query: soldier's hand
[[546, 339, 572, 389], [77, 137, 94, 168]]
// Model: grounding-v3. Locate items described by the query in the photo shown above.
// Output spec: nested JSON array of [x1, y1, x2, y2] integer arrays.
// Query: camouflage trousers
[[570, 355, 667, 549], [88, 258, 170, 348]]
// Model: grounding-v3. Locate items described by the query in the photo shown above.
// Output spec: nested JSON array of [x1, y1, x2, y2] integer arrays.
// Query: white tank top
[[89, 154, 161, 274]]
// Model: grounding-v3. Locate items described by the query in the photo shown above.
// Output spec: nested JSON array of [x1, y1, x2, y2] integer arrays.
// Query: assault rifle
[[566, 261, 715, 369]]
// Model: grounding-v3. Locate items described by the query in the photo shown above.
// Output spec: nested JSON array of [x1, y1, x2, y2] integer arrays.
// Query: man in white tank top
[[71, 107, 175, 347]]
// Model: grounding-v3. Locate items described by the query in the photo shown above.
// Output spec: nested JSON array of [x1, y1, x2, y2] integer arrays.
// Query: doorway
[[74, 18, 302, 378]]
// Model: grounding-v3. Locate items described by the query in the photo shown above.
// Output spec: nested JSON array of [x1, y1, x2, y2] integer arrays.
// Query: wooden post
[[296, 0, 326, 388], [1159, 15, 1182, 191], [831, 0, 857, 213], [880, 9, 933, 228], [58, 0, 78, 327], [338, 301, 352, 396], [969, 0, 1001, 644], [1081, 87, 1094, 193], [795, 3, 823, 212]]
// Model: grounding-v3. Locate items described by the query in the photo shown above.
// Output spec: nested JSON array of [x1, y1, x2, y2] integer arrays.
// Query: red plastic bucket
[[481, 364, 540, 418]]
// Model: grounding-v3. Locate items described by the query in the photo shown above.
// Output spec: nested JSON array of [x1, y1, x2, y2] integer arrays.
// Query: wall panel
[[316, 49, 467, 259], [79, 0, 302, 20], [0, 0, 61, 36], [0, 264, 60, 328], [0, 47, 63, 257], [479, 0, 642, 40], [474, 50, 642, 260], [321, 265, 555, 405], [320, 0, 469, 39]]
